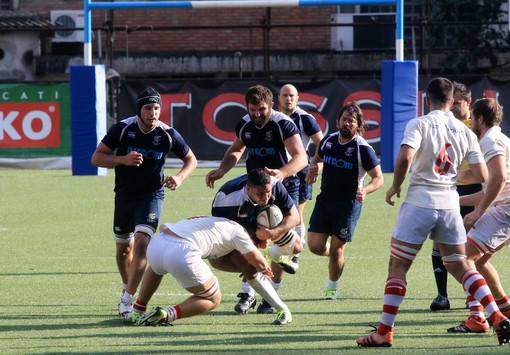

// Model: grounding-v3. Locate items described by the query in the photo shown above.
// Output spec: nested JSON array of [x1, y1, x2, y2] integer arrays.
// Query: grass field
[[0, 167, 509, 354]]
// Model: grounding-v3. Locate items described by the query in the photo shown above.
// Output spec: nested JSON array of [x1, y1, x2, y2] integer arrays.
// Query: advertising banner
[[0, 83, 71, 157], [2, 77, 510, 163], [120, 79, 383, 160], [120, 77, 510, 161]]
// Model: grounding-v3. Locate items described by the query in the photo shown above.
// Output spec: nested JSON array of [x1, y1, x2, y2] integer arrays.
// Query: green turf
[[0, 167, 508, 354]]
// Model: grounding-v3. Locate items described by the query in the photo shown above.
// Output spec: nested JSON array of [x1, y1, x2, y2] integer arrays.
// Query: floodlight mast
[[83, 0, 403, 65]]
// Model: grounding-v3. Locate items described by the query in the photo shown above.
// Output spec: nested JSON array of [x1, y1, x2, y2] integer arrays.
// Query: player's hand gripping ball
[[256, 204, 283, 229]]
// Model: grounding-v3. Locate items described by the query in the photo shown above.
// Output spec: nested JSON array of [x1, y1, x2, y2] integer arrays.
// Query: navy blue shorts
[[297, 171, 312, 202], [299, 180, 313, 202], [308, 195, 362, 242], [113, 190, 164, 235]]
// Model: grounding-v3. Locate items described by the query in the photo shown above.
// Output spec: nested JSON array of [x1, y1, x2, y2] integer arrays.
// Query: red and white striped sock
[[379, 277, 407, 335], [461, 269, 501, 324], [165, 305, 182, 323]]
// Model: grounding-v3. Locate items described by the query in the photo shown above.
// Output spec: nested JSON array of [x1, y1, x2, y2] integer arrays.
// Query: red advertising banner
[[0, 83, 71, 158], [0, 102, 61, 148]]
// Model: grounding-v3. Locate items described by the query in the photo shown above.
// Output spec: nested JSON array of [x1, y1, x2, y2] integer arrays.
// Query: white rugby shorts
[[392, 202, 466, 245], [147, 232, 212, 289], [468, 203, 510, 251]]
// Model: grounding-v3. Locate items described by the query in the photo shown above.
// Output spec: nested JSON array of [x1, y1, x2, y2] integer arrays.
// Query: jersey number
[[435, 143, 452, 175]]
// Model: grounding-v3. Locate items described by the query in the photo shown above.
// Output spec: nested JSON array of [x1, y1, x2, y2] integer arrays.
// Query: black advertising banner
[[120, 77, 510, 161], [120, 79, 383, 160]]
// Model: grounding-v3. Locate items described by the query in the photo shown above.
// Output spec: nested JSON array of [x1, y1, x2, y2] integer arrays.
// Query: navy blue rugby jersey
[[101, 116, 190, 199], [236, 109, 301, 194], [236, 109, 300, 173], [317, 132, 380, 200], [288, 106, 322, 175], [211, 174, 295, 227]]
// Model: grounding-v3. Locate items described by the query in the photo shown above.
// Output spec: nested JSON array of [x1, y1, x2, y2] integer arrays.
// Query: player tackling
[[131, 216, 292, 326]]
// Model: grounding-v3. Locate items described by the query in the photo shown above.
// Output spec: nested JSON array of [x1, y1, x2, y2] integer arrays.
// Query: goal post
[[71, 0, 415, 175]]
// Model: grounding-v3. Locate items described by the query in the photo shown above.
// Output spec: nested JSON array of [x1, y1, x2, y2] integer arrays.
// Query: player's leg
[[209, 251, 257, 314], [357, 238, 420, 347], [112, 199, 137, 318], [430, 240, 450, 311], [325, 237, 347, 300], [357, 203, 429, 347], [136, 239, 221, 326], [441, 242, 510, 344], [248, 272, 291, 325], [324, 198, 361, 300]]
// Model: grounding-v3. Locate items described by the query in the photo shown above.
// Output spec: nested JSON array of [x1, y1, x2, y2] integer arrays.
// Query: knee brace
[[441, 253, 467, 265]]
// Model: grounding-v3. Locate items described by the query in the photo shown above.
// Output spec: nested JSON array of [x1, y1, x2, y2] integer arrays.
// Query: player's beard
[[340, 127, 355, 139], [251, 114, 269, 128]]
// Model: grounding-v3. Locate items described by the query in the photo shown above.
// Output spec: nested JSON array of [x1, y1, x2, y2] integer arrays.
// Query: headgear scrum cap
[[136, 86, 162, 117]]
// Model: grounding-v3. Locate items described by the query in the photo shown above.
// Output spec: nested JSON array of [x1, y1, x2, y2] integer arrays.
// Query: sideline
[[0, 158, 222, 170]]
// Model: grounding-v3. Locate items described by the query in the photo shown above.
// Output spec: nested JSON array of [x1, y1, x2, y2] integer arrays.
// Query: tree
[[428, 0, 509, 73]]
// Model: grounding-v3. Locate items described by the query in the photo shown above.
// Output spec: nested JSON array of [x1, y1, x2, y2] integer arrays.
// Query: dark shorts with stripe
[[113, 190, 164, 235], [308, 194, 362, 242]]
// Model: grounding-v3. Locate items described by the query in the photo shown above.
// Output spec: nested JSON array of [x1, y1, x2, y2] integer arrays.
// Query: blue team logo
[[265, 131, 273, 142], [152, 135, 162, 146], [323, 154, 353, 170], [325, 142, 332, 149], [245, 132, 252, 140], [345, 147, 354, 157], [128, 131, 136, 139]]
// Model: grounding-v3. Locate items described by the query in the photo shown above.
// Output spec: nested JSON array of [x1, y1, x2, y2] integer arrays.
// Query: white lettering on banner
[[0, 112, 21, 140], [0, 90, 60, 101], [22, 111, 52, 140], [0, 109, 54, 141]]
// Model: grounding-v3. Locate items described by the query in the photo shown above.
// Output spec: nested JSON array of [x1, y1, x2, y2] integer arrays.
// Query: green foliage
[[429, 0, 509, 73], [0, 168, 509, 354]]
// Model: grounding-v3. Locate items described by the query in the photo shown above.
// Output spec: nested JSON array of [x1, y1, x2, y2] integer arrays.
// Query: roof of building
[[0, 10, 54, 30]]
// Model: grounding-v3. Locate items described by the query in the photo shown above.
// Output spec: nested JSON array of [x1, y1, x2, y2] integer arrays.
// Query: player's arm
[[310, 130, 324, 156], [266, 134, 307, 181], [241, 250, 273, 277], [163, 150, 198, 190], [306, 150, 323, 184], [462, 155, 505, 215], [206, 137, 246, 188], [357, 164, 384, 203], [386, 144, 415, 206], [457, 168, 486, 185], [91, 142, 143, 168]]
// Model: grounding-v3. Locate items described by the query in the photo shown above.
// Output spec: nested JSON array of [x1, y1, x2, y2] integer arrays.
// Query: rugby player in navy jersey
[[306, 102, 384, 301], [209, 168, 301, 324], [205, 85, 307, 316], [91, 86, 197, 321]]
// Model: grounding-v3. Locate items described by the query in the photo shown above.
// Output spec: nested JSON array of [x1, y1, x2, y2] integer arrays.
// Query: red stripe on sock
[[175, 305, 182, 319]]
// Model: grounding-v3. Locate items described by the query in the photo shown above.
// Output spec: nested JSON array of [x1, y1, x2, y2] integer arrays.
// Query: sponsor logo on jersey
[[323, 154, 353, 170]]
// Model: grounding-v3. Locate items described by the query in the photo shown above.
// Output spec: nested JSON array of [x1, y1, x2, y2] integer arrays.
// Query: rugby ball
[[257, 205, 283, 229]]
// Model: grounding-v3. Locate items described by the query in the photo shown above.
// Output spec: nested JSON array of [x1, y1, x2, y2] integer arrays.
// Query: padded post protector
[[70, 65, 107, 176], [380, 61, 418, 172]]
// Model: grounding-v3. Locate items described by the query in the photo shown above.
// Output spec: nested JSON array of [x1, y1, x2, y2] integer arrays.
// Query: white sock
[[295, 224, 306, 246], [268, 245, 282, 260], [241, 281, 255, 297], [248, 273, 288, 311], [271, 279, 282, 293], [326, 279, 339, 290]]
